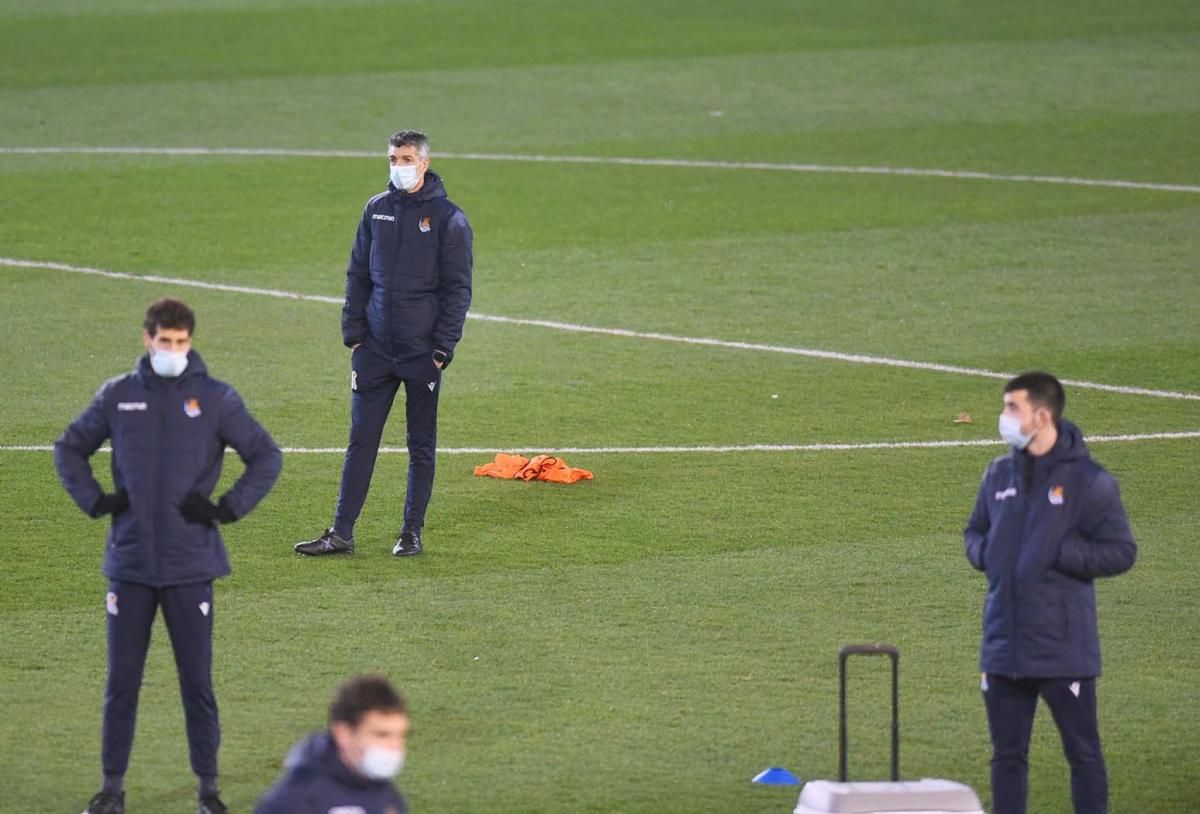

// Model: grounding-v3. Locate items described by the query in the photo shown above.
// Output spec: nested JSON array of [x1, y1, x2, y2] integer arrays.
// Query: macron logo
[[371, 213, 396, 222], [117, 402, 148, 411], [994, 486, 1017, 501]]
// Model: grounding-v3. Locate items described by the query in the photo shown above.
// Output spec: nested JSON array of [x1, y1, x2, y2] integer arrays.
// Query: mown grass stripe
[[5, 255, 1199, 402], [2, 146, 1198, 194]]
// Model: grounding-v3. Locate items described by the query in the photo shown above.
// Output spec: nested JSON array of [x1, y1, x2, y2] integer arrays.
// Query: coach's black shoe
[[82, 791, 124, 814], [197, 796, 229, 814], [294, 528, 354, 556], [392, 529, 423, 557]]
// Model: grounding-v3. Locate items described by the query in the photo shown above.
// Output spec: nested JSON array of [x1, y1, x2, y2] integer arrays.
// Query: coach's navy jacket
[[964, 420, 1136, 678], [54, 352, 282, 587], [255, 731, 409, 814], [342, 170, 473, 361]]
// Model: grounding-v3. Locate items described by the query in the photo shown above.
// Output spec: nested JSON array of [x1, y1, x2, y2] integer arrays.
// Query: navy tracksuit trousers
[[103, 580, 219, 781], [334, 346, 442, 539], [983, 674, 1108, 814]]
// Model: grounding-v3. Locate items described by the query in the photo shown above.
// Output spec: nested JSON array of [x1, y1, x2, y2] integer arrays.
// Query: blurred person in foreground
[[255, 675, 410, 814]]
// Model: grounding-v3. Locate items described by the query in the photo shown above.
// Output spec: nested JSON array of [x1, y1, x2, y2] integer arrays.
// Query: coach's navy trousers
[[334, 346, 442, 539], [103, 580, 218, 781], [983, 673, 1108, 814]]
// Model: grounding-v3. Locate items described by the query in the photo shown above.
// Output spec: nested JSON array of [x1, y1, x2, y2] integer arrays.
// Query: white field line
[[2, 146, 1199, 195], [6, 431, 1200, 456], [2, 257, 343, 306], [5, 256, 1200, 403]]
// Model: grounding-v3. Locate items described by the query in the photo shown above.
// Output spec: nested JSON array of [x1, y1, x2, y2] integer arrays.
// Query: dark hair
[[329, 675, 407, 726], [388, 129, 430, 161], [1004, 371, 1065, 422], [143, 297, 195, 337]]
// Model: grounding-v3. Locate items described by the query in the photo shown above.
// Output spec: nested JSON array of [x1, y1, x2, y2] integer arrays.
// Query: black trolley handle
[[838, 643, 900, 783]]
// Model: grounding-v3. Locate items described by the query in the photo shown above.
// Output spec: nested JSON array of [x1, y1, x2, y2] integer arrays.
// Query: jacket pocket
[[1022, 593, 1068, 649]]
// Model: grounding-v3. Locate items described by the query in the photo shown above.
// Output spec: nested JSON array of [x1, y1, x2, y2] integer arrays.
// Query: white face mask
[[998, 412, 1033, 450], [150, 348, 189, 378], [390, 164, 421, 192], [359, 745, 405, 780]]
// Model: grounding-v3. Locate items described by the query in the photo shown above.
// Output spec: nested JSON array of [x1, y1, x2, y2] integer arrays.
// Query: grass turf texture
[[1, 1, 1198, 811]]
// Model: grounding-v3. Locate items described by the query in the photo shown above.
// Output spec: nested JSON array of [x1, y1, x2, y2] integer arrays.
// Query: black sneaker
[[82, 791, 124, 814], [197, 796, 229, 814], [392, 529, 423, 557], [294, 528, 354, 556]]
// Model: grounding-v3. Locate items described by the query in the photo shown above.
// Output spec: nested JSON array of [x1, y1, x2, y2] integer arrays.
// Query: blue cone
[[752, 766, 801, 785]]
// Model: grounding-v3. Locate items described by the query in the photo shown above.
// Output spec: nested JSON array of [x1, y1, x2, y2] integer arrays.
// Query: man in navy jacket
[[56, 298, 282, 814], [296, 128, 472, 559], [255, 675, 409, 814], [964, 372, 1136, 814]]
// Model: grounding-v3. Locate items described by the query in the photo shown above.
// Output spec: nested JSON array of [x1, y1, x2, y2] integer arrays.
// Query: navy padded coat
[[964, 420, 1136, 678], [255, 731, 408, 814], [341, 170, 473, 361], [55, 352, 282, 587]]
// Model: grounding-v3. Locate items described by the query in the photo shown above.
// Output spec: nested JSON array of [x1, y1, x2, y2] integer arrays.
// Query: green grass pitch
[[1, 1, 1198, 811]]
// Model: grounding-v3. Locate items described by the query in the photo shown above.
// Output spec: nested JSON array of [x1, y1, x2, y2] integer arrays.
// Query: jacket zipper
[[152, 380, 169, 583], [1010, 489, 1025, 677], [1010, 452, 1036, 677], [391, 196, 403, 361]]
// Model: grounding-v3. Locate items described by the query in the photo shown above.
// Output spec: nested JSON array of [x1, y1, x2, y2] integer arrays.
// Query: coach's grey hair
[[389, 129, 430, 161]]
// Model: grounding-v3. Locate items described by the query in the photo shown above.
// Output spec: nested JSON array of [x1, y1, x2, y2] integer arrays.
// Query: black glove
[[432, 348, 453, 369], [180, 492, 237, 525], [90, 490, 129, 518]]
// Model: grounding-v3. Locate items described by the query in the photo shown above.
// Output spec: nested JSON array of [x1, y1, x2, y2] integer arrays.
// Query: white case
[[794, 778, 984, 814]]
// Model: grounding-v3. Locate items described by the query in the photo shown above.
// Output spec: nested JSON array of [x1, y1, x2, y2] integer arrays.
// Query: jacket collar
[[1011, 418, 1088, 469], [285, 730, 390, 790]]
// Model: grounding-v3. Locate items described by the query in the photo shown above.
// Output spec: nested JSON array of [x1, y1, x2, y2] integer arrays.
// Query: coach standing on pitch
[[295, 129, 472, 559], [964, 372, 1136, 814], [55, 297, 282, 814]]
